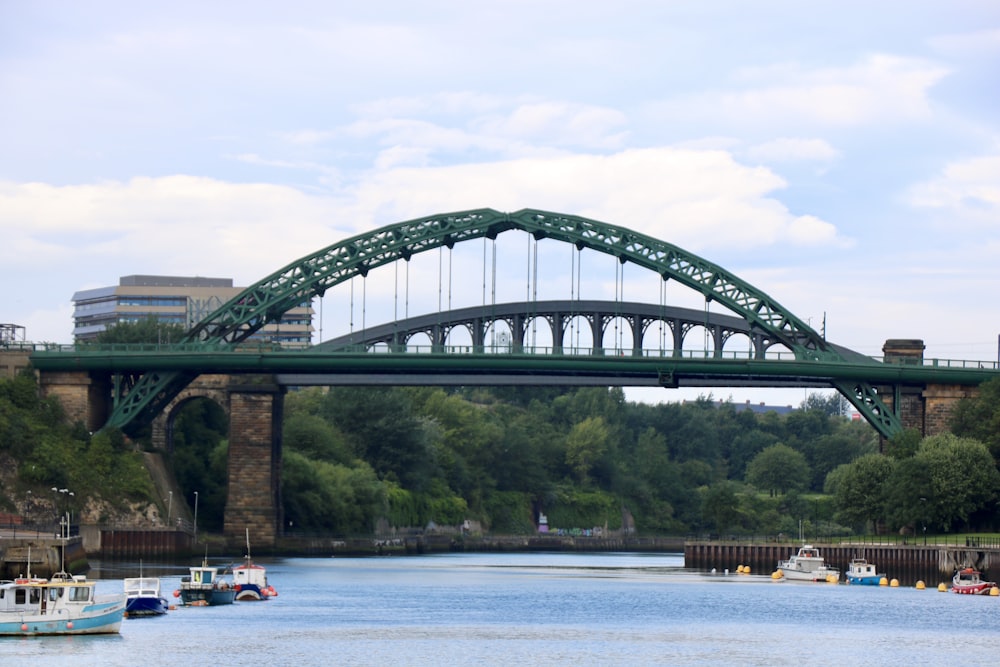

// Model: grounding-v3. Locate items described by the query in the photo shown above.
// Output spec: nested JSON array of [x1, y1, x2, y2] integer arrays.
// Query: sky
[[2, 1, 999, 408]]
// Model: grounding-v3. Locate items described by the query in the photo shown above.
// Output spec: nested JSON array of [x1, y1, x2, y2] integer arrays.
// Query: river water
[[3, 552, 997, 666]]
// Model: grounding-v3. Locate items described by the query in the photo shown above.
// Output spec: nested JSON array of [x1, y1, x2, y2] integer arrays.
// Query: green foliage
[[0, 373, 156, 518], [480, 491, 535, 533], [884, 428, 923, 459], [20, 367, 992, 541], [93, 316, 187, 345], [701, 481, 743, 533], [168, 398, 229, 532], [565, 416, 610, 484], [912, 433, 1000, 531], [833, 453, 896, 530], [745, 444, 810, 496], [281, 450, 382, 534], [546, 486, 621, 531], [949, 377, 1000, 462]]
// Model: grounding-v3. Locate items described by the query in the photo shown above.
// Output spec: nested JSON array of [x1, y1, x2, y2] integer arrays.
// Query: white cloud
[[929, 28, 1000, 57], [744, 138, 841, 164], [906, 153, 1000, 224], [347, 147, 851, 251], [651, 54, 949, 128], [0, 177, 352, 280]]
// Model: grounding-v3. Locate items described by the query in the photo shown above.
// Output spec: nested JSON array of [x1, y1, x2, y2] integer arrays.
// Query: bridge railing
[[16, 340, 1000, 370]]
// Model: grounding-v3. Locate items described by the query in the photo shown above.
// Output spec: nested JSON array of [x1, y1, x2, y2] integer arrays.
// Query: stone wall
[[224, 377, 284, 548]]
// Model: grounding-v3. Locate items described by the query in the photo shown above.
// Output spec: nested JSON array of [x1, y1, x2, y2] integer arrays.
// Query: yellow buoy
[[743, 565, 751, 574], [826, 573, 838, 584], [990, 586, 999, 597], [915, 580, 925, 590], [890, 578, 899, 587], [772, 570, 783, 579], [937, 582, 948, 592], [879, 577, 888, 586]]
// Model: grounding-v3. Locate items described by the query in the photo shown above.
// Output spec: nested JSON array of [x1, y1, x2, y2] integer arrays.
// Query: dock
[[685, 540, 1000, 584]]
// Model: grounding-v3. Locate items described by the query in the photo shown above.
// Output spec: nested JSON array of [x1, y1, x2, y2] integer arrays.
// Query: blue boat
[[845, 558, 885, 585], [0, 573, 125, 636], [124, 576, 169, 617], [176, 560, 237, 607]]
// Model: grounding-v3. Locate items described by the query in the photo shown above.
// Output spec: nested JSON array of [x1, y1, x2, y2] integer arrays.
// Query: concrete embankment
[[0, 534, 89, 578]]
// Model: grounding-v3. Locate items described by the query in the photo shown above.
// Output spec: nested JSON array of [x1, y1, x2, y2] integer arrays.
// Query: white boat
[[776, 545, 840, 582], [0, 573, 125, 636], [232, 530, 277, 601], [124, 576, 170, 617], [951, 567, 996, 595]]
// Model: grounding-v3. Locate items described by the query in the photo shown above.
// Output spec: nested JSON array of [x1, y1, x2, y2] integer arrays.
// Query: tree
[[565, 416, 610, 484], [701, 481, 743, 533], [914, 433, 1000, 531], [745, 444, 810, 496], [93, 315, 186, 345], [833, 453, 895, 531], [950, 377, 1000, 463]]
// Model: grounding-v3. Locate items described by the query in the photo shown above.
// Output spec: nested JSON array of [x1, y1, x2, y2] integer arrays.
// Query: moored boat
[[0, 572, 125, 636], [175, 560, 237, 607], [951, 567, 996, 595], [775, 545, 840, 583], [232, 529, 277, 601], [124, 576, 170, 617], [845, 558, 885, 586]]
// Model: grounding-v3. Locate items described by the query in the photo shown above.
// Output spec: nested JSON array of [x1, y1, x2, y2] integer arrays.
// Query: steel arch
[[104, 208, 898, 435]]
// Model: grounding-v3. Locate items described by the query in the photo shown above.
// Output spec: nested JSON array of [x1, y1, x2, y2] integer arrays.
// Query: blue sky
[[2, 1, 998, 406]]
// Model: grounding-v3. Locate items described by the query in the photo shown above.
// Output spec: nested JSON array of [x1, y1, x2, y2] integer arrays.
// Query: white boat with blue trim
[[845, 558, 885, 586], [0, 572, 125, 636], [124, 576, 170, 617]]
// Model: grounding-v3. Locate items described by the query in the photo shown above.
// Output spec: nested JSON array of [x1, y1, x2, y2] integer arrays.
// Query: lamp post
[[193, 491, 199, 543], [51, 487, 73, 535], [920, 497, 927, 545]]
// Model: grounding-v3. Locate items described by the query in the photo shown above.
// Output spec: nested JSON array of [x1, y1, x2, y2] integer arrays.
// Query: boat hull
[[780, 568, 840, 583], [125, 596, 169, 617], [179, 587, 237, 606], [952, 584, 994, 595], [846, 575, 882, 585], [0, 599, 125, 636]]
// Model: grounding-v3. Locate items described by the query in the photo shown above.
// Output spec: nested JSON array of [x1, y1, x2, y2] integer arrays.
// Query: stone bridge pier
[[876, 339, 978, 443], [220, 378, 285, 548], [36, 368, 286, 550]]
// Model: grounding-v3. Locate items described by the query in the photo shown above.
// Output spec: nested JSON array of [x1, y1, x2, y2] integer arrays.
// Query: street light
[[920, 497, 927, 545], [193, 491, 199, 543]]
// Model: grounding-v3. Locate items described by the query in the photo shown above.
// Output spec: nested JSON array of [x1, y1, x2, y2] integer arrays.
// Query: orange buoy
[[173, 590, 180, 598], [21, 624, 28, 632]]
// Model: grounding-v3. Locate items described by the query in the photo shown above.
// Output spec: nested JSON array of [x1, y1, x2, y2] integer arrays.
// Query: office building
[[71, 275, 313, 347]]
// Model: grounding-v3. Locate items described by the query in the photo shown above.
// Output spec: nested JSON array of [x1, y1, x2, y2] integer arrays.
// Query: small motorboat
[[175, 560, 237, 606], [845, 558, 885, 586], [124, 576, 170, 617], [232, 529, 278, 601], [775, 545, 839, 583], [951, 567, 996, 595]]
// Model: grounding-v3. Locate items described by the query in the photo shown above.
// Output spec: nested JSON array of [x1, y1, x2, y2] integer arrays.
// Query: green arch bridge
[[28, 208, 1000, 440]]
